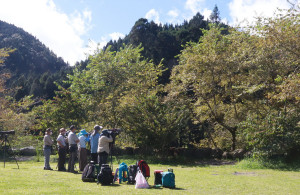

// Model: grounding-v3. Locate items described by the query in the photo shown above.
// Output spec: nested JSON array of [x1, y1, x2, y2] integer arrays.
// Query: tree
[[169, 7, 299, 154], [238, 7, 300, 157], [68, 44, 164, 128], [209, 5, 220, 24]]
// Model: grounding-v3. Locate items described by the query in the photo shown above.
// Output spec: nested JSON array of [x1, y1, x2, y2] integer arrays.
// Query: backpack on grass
[[97, 164, 114, 185], [162, 171, 175, 188], [118, 162, 129, 183], [128, 165, 138, 184], [136, 160, 150, 179], [82, 162, 96, 182]]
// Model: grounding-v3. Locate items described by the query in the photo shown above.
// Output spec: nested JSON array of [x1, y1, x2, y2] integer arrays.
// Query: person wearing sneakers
[[43, 128, 53, 170]]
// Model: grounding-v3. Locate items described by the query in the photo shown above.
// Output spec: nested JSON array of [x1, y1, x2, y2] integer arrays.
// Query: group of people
[[43, 125, 113, 173]]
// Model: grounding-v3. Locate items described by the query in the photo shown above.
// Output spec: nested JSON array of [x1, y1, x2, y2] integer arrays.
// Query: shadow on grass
[[149, 187, 186, 191], [236, 157, 300, 172], [97, 183, 121, 187], [111, 154, 236, 168]]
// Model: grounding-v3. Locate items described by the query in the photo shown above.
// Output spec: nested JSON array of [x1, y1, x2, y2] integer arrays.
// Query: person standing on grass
[[67, 125, 79, 173], [56, 128, 67, 171], [97, 130, 113, 167], [43, 128, 53, 170], [90, 125, 102, 163], [77, 129, 89, 171]]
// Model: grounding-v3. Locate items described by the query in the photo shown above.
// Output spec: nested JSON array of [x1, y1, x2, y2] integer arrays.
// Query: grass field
[[0, 156, 299, 195]]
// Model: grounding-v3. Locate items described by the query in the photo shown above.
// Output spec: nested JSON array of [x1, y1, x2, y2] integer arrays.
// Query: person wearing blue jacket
[[90, 125, 102, 163]]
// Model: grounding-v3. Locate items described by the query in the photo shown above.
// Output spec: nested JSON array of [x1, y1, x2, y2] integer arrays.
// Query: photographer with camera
[[97, 129, 113, 167], [90, 125, 102, 163], [67, 125, 79, 173], [56, 128, 67, 171], [43, 128, 53, 170]]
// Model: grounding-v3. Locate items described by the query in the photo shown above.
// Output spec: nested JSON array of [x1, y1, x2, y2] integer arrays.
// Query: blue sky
[[0, 0, 295, 65]]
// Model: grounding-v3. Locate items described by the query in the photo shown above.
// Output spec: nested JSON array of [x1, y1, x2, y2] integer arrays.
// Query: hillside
[[0, 20, 70, 99], [104, 12, 228, 83]]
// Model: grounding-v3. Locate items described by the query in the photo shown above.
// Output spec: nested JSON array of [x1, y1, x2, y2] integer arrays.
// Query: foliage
[[33, 88, 87, 135], [0, 20, 70, 100], [68, 45, 162, 126], [105, 12, 228, 84], [169, 25, 255, 150], [0, 48, 37, 147], [168, 7, 300, 155], [209, 5, 221, 23], [1, 7, 299, 159]]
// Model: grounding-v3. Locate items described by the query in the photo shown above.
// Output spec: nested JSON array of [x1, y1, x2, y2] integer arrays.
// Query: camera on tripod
[[0, 130, 19, 169], [0, 130, 15, 137], [102, 128, 122, 138]]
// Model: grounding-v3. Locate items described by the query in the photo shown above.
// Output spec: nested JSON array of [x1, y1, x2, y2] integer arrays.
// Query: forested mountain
[[104, 12, 228, 83], [1, 10, 225, 99], [0, 20, 71, 99]]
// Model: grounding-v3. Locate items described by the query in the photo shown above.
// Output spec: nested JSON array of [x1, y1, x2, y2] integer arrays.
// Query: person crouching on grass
[[43, 128, 53, 170], [77, 129, 89, 171]]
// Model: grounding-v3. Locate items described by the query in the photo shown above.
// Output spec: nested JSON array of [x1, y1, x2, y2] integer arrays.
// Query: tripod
[[0, 134, 19, 169], [110, 139, 120, 171]]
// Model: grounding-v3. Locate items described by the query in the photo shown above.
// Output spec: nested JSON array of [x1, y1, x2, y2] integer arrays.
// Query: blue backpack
[[118, 162, 129, 183], [162, 171, 175, 188]]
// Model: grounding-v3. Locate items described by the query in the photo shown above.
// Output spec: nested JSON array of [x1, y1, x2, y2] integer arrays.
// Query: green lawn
[[0, 158, 299, 195]]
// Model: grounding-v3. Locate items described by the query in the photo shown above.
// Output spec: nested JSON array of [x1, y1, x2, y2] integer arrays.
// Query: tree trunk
[[230, 129, 236, 151]]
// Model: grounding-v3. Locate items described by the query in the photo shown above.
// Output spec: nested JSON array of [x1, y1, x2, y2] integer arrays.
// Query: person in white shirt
[[43, 128, 53, 170], [77, 129, 89, 171], [67, 125, 79, 173], [56, 128, 67, 171], [97, 130, 113, 167]]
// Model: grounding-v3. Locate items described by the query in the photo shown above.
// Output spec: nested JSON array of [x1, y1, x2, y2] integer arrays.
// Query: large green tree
[[68, 45, 164, 128]]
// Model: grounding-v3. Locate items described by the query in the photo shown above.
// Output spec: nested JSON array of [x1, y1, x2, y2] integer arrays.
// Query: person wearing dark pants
[[56, 128, 67, 171], [43, 128, 53, 170], [98, 151, 109, 166], [67, 125, 79, 173], [97, 130, 113, 167]]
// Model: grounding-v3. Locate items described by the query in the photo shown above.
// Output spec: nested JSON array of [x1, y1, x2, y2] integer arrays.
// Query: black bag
[[128, 165, 138, 184], [97, 164, 114, 185], [82, 162, 96, 182]]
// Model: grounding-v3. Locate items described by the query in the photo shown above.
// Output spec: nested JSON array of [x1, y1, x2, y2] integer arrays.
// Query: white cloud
[[202, 8, 212, 20], [145, 9, 161, 24], [0, 0, 92, 65], [109, 32, 125, 41], [167, 9, 182, 24], [83, 32, 125, 57], [168, 9, 179, 18], [185, 0, 205, 15], [229, 0, 291, 26]]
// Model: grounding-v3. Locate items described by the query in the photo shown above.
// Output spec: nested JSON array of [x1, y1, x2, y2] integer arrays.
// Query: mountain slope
[[0, 20, 68, 75], [0, 20, 70, 99]]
